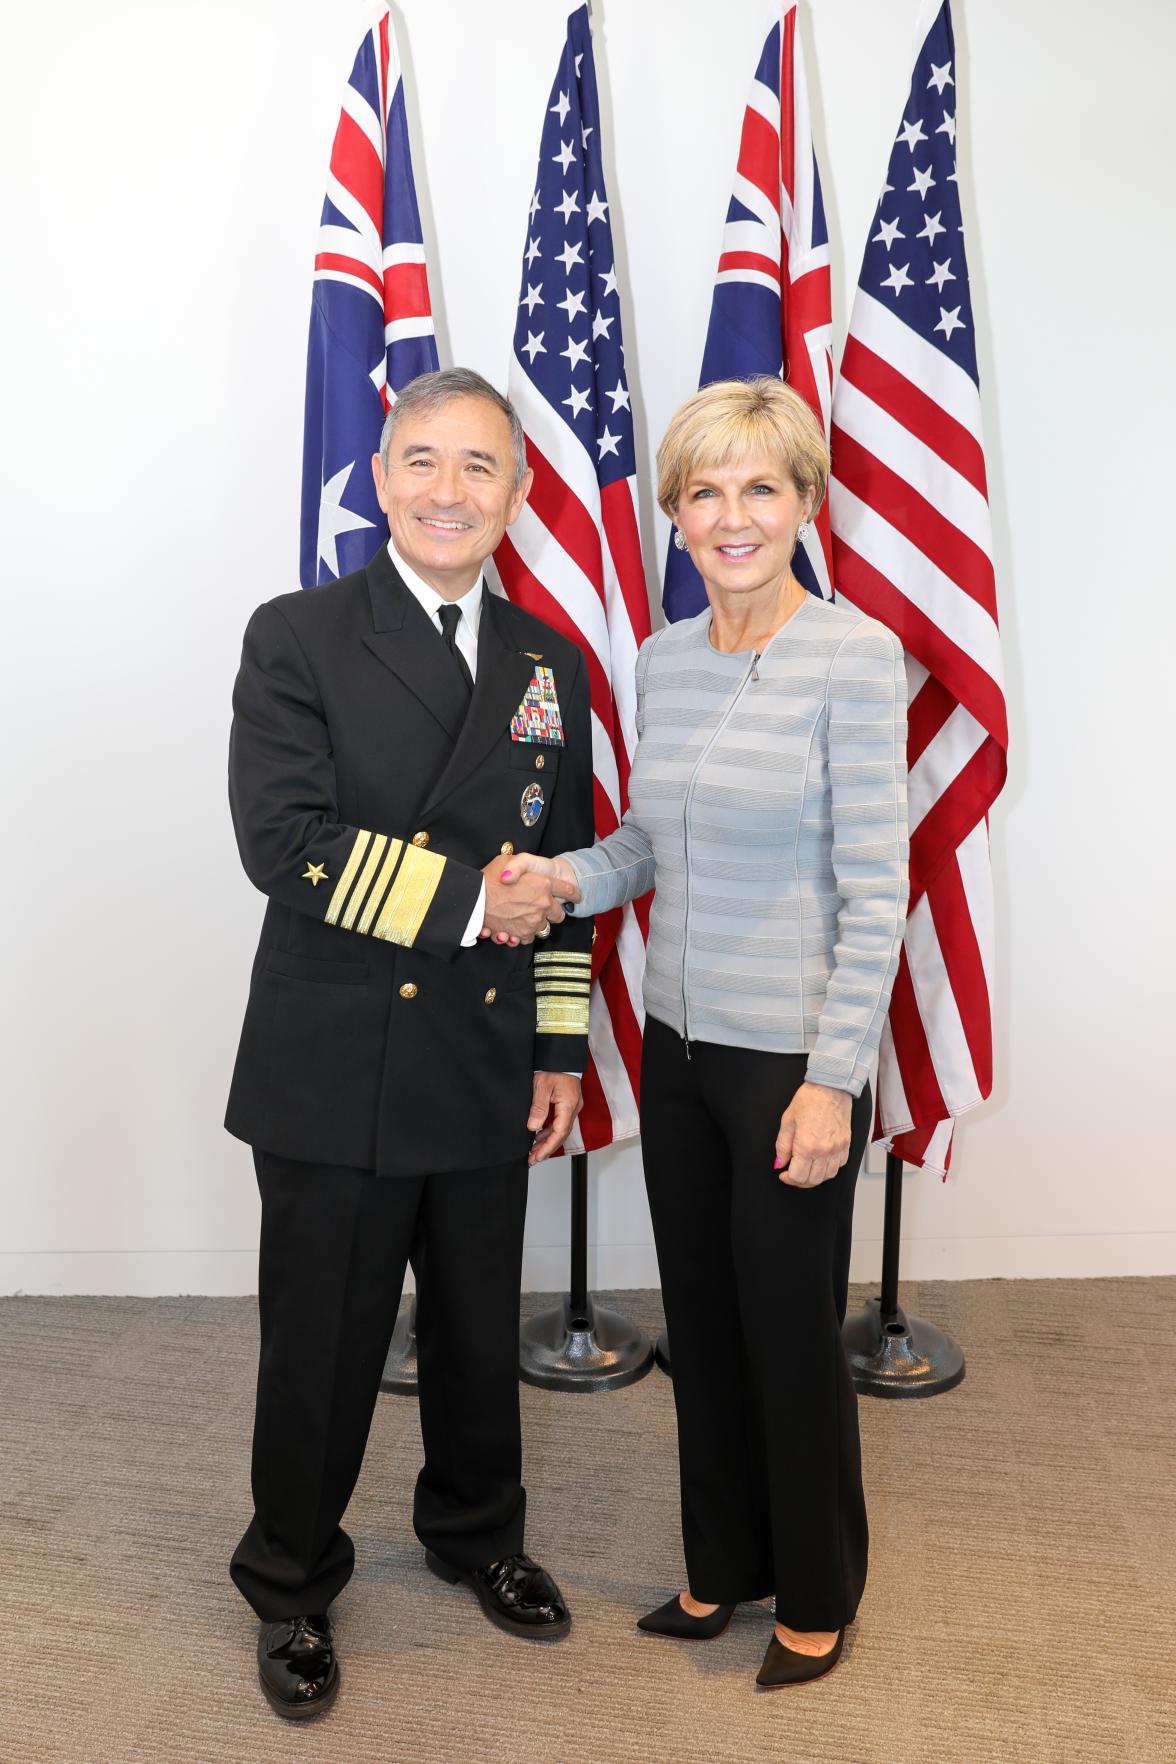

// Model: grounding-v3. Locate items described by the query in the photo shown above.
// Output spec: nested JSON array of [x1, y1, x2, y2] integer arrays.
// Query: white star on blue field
[[858, 2, 978, 383]]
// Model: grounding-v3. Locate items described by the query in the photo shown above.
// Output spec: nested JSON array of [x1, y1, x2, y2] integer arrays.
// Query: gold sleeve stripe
[[356, 839, 404, 936], [535, 980, 592, 995], [535, 949, 591, 965], [373, 845, 445, 947], [340, 833, 388, 930], [325, 830, 371, 925], [537, 997, 591, 1034]]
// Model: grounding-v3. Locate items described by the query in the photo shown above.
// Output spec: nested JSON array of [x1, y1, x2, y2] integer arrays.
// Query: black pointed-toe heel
[[637, 1594, 736, 1639], [755, 1627, 844, 1688]]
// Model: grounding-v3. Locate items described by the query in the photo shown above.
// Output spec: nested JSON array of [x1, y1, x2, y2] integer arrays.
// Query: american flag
[[830, 0, 1007, 1176], [663, 0, 834, 619], [300, 3, 438, 588], [490, 4, 652, 1151]]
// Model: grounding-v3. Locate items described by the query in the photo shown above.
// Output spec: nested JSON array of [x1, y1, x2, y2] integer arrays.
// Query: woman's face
[[675, 449, 814, 600]]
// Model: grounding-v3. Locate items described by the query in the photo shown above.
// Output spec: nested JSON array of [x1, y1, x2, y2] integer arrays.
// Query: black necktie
[[437, 603, 474, 698]]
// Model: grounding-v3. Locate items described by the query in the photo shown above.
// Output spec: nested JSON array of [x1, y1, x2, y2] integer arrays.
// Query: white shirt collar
[[387, 539, 484, 640]]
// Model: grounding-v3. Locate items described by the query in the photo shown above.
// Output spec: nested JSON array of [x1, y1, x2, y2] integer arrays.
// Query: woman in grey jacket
[[503, 378, 908, 1688]]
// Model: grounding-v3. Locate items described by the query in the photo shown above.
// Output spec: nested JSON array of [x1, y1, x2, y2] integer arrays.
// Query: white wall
[[2, 0, 1173, 1296]]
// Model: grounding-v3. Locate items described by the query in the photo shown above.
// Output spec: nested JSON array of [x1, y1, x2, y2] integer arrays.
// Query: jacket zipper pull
[[751, 652, 760, 682], [682, 1034, 692, 1062]]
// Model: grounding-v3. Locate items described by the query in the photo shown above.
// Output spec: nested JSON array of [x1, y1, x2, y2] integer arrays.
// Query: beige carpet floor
[[2, 1279, 1174, 1764]]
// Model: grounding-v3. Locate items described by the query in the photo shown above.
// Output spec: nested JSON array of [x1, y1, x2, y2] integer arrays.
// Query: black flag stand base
[[380, 1237, 423, 1394], [842, 1152, 965, 1398], [655, 1153, 965, 1397], [520, 1152, 654, 1393], [379, 1293, 419, 1394]]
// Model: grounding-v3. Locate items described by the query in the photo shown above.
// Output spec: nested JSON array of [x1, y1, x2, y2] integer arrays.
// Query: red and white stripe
[[311, 4, 434, 412], [717, 1, 834, 597], [831, 292, 1007, 1176], [491, 376, 651, 1152]]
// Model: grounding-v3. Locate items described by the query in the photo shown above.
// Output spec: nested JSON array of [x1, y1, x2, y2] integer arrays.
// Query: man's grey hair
[[377, 367, 528, 486]]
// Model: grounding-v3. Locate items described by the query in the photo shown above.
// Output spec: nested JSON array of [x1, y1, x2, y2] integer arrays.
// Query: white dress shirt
[[387, 543, 579, 1084], [388, 542, 486, 944], [389, 540, 483, 678], [386, 543, 578, 1079]]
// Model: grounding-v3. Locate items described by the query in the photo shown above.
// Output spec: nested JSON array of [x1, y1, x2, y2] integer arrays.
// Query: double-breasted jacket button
[[500, 840, 515, 856], [411, 830, 430, 847], [484, 988, 497, 1004], [534, 753, 546, 770], [398, 982, 418, 1000]]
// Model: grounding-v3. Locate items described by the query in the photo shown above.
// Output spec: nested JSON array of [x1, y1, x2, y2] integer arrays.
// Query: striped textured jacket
[[564, 597, 909, 1096]]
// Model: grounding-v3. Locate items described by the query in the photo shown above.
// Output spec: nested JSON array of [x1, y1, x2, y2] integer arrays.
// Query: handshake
[[478, 852, 583, 946]]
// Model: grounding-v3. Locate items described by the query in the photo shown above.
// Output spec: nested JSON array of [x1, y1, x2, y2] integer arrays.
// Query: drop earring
[[673, 528, 687, 551], [796, 522, 810, 543]]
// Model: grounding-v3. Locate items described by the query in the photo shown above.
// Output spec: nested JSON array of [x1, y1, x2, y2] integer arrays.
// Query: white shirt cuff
[[460, 880, 487, 947]]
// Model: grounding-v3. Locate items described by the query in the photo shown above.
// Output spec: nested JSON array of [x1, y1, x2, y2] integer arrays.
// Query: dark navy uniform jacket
[[225, 546, 595, 1176]]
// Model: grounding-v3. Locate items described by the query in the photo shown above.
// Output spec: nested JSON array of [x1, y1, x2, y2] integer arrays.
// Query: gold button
[[535, 753, 545, 770], [500, 840, 515, 856], [484, 988, 497, 1004], [398, 982, 418, 1000], [411, 831, 429, 847]]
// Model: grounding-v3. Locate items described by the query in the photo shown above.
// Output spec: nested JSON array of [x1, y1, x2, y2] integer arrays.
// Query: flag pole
[[519, 1151, 654, 1391], [840, 1153, 965, 1397], [655, 1151, 967, 1395]]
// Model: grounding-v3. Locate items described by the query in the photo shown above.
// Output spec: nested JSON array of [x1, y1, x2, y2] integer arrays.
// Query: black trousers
[[640, 1016, 871, 1631], [230, 1151, 529, 1621]]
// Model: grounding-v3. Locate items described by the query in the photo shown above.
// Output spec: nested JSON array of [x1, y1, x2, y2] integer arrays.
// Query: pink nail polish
[[773, 1155, 783, 1169], [501, 869, 513, 880]]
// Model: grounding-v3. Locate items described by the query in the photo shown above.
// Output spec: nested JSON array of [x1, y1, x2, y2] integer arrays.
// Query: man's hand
[[528, 1072, 582, 1164], [480, 853, 582, 945], [774, 1082, 853, 1187]]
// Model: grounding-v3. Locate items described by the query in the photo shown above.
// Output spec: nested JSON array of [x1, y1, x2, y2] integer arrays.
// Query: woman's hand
[[499, 852, 579, 888], [774, 1082, 853, 1187], [478, 852, 581, 943]]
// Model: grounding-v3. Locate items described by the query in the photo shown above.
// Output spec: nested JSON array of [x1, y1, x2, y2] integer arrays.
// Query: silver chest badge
[[520, 782, 545, 826]]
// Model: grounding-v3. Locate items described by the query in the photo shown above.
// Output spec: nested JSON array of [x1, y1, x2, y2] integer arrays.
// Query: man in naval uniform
[[224, 368, 592, 1721]]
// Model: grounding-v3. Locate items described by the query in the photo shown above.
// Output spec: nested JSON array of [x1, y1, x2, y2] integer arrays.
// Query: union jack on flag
[[830, 0, 1008, 1176], [300, 3, 438, 588], [663, 0, 833, 619], [491, 4, 652, 1151]]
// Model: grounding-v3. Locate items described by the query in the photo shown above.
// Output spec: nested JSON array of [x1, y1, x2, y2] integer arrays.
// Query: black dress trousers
[[639, 1016, 872, 1632], [230, 1151, 529, 1621]]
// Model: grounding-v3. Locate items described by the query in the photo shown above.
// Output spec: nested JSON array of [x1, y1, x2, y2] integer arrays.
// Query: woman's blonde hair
[[656, 377, 829, 519]]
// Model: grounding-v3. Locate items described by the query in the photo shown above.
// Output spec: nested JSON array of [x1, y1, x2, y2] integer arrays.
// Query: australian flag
[[663, 0, 834, 619], [299, 3, 439, 587]]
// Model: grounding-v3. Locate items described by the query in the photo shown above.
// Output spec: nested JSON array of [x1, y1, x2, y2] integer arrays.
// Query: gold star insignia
[[303, 862, 328, 886]]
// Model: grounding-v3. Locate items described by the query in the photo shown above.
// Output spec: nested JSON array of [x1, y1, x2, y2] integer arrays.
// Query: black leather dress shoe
[[426, 1550, 571, 1638], [257, 1613, 339, 1719], [637, 1594, 736, 1639], [755, 1627, 844, 1689]]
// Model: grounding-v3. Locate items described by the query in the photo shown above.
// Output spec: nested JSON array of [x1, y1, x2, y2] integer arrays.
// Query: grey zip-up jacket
[[563, 596, 909, 1096]]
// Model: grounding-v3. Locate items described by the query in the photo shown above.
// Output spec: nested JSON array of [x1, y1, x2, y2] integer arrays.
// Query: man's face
[[371, 395, 532, 597]]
